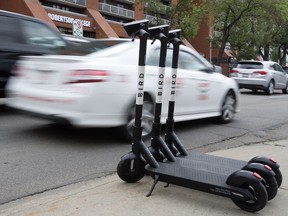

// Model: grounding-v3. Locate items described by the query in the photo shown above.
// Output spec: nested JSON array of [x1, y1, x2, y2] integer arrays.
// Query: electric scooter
[[157, 30, 281, 202], [145, 24, 176, 163], [117, 20, 160, 183], [117, 21, 179, 183], [117, 20, 281, 212]]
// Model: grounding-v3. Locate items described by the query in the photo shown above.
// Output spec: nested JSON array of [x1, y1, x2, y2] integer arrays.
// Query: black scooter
[[117, 20, 159, 183], [158, 30, 282, 203], [117, 20, 282, 212]]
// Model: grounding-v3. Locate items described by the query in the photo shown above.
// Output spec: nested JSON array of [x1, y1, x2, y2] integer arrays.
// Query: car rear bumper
[[232, 78, 269, 90], [6, 94, 128, 128]]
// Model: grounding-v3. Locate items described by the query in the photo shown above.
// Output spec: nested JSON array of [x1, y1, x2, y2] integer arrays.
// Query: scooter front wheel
[[231, 181, 267, 212], [117, 157, 145, 183], [261, 176, 278, 201]]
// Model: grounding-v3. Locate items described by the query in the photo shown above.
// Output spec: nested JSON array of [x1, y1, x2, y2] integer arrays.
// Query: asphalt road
[[1, 89, 288, 205]]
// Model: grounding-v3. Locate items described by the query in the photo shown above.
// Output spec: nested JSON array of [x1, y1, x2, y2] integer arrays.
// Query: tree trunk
[[263, 44, 269, 60], [279, 44, 286, 66], [217, 31, 229, 65]]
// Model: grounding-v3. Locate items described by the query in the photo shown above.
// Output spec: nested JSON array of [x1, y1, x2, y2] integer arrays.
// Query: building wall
[[190, 20, 210, 60], [0, 0, 56, 28], [0, 0, 215, 67]]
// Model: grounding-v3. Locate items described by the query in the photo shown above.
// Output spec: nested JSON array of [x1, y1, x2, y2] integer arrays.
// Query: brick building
[[0, 0, 232, 75]]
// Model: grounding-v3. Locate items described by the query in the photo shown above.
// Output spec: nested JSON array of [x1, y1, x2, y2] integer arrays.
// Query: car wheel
[[120, 95, 154, 141], [265, 81, 274, 95], [282, 83, 288, 94], [217, 91, 236, 123], [0, 105, 6, 112]]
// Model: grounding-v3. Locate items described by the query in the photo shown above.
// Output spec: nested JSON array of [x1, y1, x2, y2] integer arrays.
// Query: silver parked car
[[229, 60, 288, 95]]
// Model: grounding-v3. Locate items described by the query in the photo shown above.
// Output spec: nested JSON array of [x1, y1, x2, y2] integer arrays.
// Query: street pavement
[[0, 140, 287, 216]]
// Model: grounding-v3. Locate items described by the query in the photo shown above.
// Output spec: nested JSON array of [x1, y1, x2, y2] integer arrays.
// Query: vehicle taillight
[[66, 70, 109, 84], [230, 69, 239, 73], [253, 70, 267, 75]]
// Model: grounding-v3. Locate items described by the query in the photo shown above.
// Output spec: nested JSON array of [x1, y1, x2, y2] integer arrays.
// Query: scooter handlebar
[[168, 29, 182, 45], [123, 19, 149, 38], [148, 25, 169, 41]]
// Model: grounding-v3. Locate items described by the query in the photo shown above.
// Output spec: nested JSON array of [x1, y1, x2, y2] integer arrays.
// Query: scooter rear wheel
[[231, 181, 267, 212], [117, 158, 145, 183]]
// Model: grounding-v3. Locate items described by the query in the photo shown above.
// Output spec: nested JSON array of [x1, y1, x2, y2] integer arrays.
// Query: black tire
[[117, 158, 145, 183], [0, 104, 6, 112], [231, 181, 267, 212], [265, 81, 274, 95], [252, 89, 258, 93], [217, 91, 236, 123], [273, 168, 283, 188], [261, 176, 278, 201], [282, 83, 288, 94], [120, 94, 154, 141]]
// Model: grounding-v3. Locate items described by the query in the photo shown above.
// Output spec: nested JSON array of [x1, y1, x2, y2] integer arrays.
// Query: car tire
[[282, 83, 288, 94], [217, 91, 236, 123], [265, 81, 274, 95], [120, 94, 154, 141], [0, 104, 6, 112]]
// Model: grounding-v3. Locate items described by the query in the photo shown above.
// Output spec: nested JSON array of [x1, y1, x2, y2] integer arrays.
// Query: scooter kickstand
[[164, 183, 169, 188], [146, 175, 160, 197]]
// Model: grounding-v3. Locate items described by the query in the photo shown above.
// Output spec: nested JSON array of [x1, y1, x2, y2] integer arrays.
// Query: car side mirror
[[213, 65, 223, 74]]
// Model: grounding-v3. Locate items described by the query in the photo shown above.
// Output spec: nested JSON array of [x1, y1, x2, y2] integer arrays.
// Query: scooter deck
[[179, 152, 247, 171], [145, 157, 248, 198]]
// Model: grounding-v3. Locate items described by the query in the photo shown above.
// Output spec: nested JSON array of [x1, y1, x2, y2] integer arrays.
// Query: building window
[[58, 27, 96, 38], [84, 31, 96, 38], [39, 0, 82, 13], [58, 27, 73, 35]]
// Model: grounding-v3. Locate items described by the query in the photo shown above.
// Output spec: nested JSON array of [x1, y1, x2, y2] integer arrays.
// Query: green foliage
[[136, 0, 288, 64], [136, 0, 207, 39], [208, 0, 288, 63], [169, 0, 207, 38]]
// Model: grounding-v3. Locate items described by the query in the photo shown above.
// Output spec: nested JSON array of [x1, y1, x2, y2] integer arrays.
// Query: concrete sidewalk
[[0, 140, 287, 216]]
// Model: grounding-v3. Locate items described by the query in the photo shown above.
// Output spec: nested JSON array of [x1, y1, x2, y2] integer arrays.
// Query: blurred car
[[62, 34, 95, 44], [282, 66, 288, 74], [0, 10, 69, 104], [62, 37, 129, 55], [6, 39, 240, 140], [229, 60, 288, 95]]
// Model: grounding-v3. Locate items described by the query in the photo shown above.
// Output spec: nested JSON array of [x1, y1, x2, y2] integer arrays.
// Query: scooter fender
[[249, 156, 280, 170], [226, 170, 263, 187], [242, 163, 275, 179], [120, 151, 138, 161]]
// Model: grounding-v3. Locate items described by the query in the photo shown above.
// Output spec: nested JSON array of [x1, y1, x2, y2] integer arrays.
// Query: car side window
[[271, 64, 278, 71], [275, 64, 284, 73], [178, 51, 208, 71], [20, 20, 66, 49], [146, 48, 172, 68], [0, 16, 19, 43]]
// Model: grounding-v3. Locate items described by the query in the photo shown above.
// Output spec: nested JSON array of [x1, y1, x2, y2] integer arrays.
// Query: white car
[[7, 39, 240, 140], [229, 60, 288, 95]]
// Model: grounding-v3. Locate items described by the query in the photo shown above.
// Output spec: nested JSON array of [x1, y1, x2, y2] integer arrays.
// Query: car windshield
[[237, 62, 263, 69], [76, 40, 127, 54], [87, 41, 133, 58], [60, 39, 128, 56]]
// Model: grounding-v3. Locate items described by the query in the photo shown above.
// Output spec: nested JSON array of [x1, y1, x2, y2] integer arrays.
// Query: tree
[[211, 0, 288, 64], [136, 0, 288, 65], [207, 0, 262, 65], [135, 0, 207, 39]]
